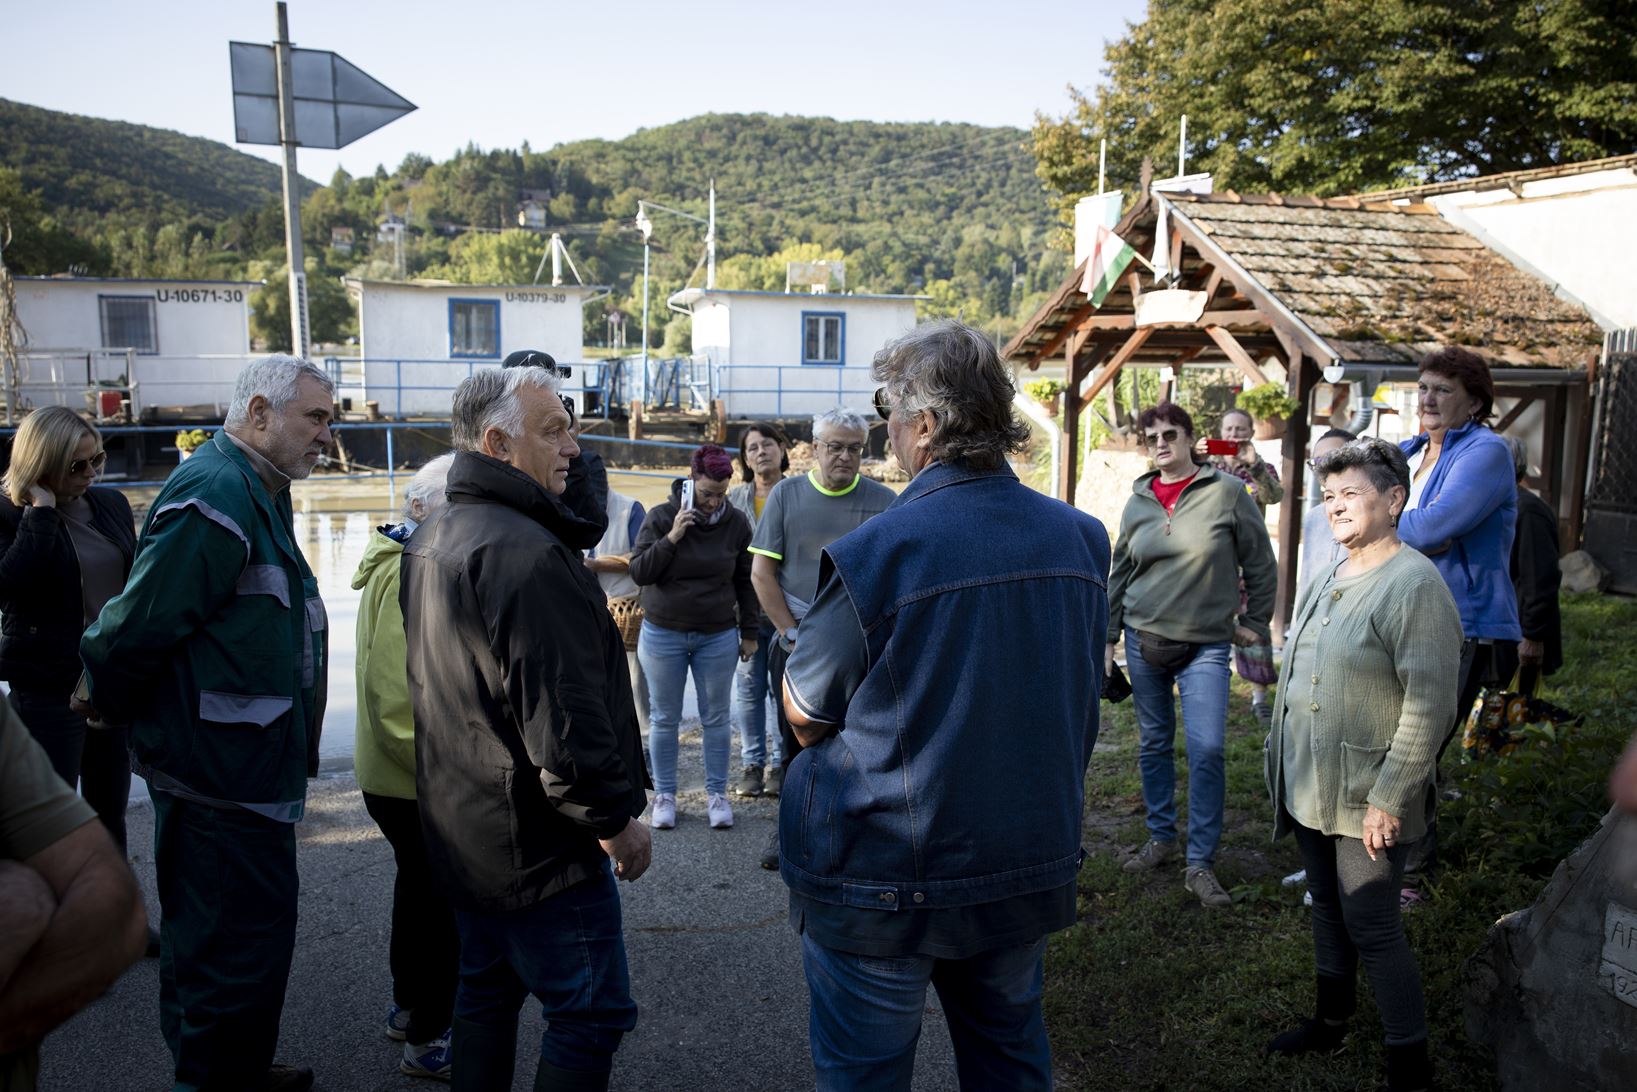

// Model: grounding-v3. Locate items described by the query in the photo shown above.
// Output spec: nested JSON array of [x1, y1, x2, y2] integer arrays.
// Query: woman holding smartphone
[[1199, 408, 1284, 725], [629, 444, 759, 831]]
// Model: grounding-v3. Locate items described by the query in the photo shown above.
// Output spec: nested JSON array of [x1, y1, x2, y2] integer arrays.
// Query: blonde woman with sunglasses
[[0, 407, 139, 864]]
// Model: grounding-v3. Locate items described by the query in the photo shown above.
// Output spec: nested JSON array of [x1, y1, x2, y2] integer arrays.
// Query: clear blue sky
[[3, 0, 1147, 180]]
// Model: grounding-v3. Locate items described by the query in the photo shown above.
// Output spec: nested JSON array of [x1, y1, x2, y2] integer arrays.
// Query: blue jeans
[[1124, 627, 1231, 868], [453, 861, 638, 1074], [638, 620, 738, 795], [733, 619, 783, 768], [802, 933, 1053, 1091]]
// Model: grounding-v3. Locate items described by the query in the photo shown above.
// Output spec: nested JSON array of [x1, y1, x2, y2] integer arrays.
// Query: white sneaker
[[707, 793, 734, 829], [1281, 869, 1308, 887], [651, 793, 677, 829]]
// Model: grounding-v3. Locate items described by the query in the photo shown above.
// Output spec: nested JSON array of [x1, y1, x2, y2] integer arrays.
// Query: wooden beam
[[1492, 395, 1537, 434], [1079, 308, 1270, 332], [1126, 270, 1144, 302], [1168, 228, 1184, 282], [1274, 355, 1321, 631], [1540, 385, 1564, 510], [1030, 300, 1099, 363], [1079, 327, 1155, 409], [1204, 325, 1272, 386], [1203, 266, 1223, 302]]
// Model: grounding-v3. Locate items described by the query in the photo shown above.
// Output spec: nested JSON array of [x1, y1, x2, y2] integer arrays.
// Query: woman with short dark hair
[[1397, 346, 1519, 893], [727, 422, 790, 798], [1107, 402, 1277, 908], [630, 444, 759, 830], [1266, 437, 1458, 1092]]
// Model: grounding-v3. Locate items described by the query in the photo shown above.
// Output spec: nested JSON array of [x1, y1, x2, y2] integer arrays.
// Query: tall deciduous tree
[[1033, 0, 1637, 221]]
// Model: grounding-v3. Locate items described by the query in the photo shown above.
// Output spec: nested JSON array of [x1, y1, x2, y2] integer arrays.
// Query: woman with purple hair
[[629, 444, 760, 830]]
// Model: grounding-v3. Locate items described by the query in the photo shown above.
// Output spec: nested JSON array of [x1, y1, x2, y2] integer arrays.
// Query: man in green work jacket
[[77, 355, 335, 1092]]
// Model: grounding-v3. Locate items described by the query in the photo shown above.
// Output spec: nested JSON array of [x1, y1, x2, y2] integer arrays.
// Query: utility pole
[[706, 180, 716, 290], [273, 2, 309, 359]]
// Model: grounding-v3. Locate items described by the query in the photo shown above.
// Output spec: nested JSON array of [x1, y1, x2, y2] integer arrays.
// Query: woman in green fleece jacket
[[1107, 403, 1277, 909], [1264, 438, 1459, 1092]]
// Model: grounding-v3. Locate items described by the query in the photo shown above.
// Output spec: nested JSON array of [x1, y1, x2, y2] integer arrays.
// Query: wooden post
[[1566, 363, 1596, 547], [1060, 343, 1082, 506], [1540, 383, 1565, 514], [1273, 354, 1319, 633]]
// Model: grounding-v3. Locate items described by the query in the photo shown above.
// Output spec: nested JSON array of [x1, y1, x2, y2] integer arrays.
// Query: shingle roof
[[1167, 193, 1602, 367]]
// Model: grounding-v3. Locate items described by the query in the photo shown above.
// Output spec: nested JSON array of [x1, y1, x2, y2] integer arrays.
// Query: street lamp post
[[636, 203, 653, 405]]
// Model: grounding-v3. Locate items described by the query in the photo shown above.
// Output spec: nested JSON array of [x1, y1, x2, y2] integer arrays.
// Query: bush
[[1236, 381, 1300, 421]]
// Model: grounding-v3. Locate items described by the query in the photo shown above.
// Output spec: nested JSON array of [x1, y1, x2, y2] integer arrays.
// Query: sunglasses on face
[[1142, 428, 1182, 447], [69, 450, 108, 475], [873, 387, 892, 421]]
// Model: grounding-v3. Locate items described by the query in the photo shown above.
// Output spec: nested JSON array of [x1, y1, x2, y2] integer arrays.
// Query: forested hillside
[[0, 104, 1067, 349]]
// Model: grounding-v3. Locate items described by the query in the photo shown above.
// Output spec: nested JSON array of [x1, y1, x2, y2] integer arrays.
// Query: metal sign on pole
[[228, 3, 415, 360]]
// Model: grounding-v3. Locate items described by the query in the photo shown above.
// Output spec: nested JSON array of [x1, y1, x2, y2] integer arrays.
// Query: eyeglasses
[[69, 450, 108, 475], [873, 387, 892, 421], [820, 442, 865, 458], [1142, 428, 1182, 447]]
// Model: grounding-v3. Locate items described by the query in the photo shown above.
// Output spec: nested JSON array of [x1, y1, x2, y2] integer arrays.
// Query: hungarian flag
[[1080, 224, 1137, 308]]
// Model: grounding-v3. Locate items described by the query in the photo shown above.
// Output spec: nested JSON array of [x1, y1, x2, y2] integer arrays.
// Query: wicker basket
[[607, 594, 644, 651]]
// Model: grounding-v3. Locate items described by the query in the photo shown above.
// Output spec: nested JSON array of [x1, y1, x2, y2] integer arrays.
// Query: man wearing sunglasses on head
[[748, 407, 894, 869]]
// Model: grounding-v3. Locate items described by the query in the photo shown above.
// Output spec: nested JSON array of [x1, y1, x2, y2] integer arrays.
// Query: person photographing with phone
[[1109, 403, 1277, 908], [628, 445, 759, 831], [1197, 408, 1284, 725]]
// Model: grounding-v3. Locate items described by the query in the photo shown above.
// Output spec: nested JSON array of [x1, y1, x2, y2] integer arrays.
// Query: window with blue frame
[[801, 311, 844, 365], [449, 299, 500, 358], [99, 296, 158, 355]]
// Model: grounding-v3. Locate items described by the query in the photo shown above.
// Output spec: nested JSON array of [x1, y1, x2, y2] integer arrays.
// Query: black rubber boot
[[1384, 1038, 1434, 1092], [1266, 975, 1355, 1056], [533, 1058, 612, 1092], [451, 1014, 518, 1092]]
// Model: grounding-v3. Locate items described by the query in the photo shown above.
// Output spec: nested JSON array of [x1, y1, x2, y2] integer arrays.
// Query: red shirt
[[1150, 470, 1198, 515]]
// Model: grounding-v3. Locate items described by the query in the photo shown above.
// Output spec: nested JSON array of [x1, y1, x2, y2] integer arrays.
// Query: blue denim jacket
[[779, 461, 1110, 911], [1399, 423, 1520, 641]]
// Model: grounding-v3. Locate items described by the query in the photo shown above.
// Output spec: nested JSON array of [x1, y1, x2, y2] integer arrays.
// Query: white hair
[[812, 407, 869, 440], [224, 355, 335, 427], [401, 452, 455, 522], [449, 365, 562, 451]]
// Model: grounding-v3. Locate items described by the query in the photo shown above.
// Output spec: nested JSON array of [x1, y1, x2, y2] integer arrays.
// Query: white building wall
[[709, 295, 917, 418], [13, 278, 253, 415], [1430, 166, 1637, 330], [355, 283, 591, 416]]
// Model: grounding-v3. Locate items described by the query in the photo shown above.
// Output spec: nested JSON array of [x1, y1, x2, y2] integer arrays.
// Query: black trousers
[[1407, 639, 1509, 881], [9, 685, 131, 854], [362, 791, 460, 1045], [768, 636, 804, 772]]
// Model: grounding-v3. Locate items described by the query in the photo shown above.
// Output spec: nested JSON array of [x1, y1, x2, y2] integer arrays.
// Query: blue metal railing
[[714, 364, 875, 417], [0, 422, 706, 502]]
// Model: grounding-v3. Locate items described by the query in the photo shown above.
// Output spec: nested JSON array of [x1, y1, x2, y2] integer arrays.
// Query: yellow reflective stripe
[[748, 546, 784, 560], [806, 468, 860, 497]]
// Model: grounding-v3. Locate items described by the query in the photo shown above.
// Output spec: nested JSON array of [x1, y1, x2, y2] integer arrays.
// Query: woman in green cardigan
[[1264, 438, 1460, 1092]]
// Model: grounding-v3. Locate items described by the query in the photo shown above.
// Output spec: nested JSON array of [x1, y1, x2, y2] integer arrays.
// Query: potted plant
[[1236, 382, 1301, 440], [175, 428, 212, 461], [1024, 378, 1066, 418]]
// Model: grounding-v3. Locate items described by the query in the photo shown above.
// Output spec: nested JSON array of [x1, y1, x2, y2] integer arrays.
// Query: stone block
[[1465, 809, 1637, 1090], [1560, 550, 1610, 595]]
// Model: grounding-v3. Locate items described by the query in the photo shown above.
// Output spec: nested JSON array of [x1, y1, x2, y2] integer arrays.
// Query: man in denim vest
[[779, 321, 1110, 1089]]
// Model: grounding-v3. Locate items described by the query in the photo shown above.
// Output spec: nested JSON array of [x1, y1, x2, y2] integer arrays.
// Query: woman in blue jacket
[[1397, 346, 1520, 892]]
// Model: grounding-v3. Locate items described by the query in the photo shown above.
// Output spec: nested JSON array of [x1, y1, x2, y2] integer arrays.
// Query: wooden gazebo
[[1004, 190, 1603, 626]]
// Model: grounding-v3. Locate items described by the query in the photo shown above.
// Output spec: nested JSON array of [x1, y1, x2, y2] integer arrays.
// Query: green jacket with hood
[[80, 431, 326, 820], [351, 525, 417, 800], [1107, 464, 1277, 647]]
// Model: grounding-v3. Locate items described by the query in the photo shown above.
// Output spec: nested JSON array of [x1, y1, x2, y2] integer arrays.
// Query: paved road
[[37, 725, 958, 1091]]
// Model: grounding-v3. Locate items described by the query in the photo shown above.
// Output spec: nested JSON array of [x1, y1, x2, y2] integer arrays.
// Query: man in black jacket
[[401, 364, 652, 1092]]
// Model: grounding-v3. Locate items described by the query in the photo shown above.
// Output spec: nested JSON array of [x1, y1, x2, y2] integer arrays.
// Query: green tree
[[250, 259, 354, 350], [1031, 0, 1637, 221], [420, 229, 549, 284], [0, 167, 103, 274]]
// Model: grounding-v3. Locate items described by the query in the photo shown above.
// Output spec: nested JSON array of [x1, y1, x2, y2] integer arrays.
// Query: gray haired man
[[401, 365, 651, 1091], [749, 407, 895, 868], [77, 354, 335, 1092]]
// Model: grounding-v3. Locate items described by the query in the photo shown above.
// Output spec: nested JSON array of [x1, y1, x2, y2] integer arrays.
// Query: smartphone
[[1205, 438, 1240, 456], [680, 479, 695, 511]]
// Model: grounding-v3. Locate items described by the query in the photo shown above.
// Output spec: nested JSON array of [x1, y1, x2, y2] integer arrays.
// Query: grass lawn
[[1045, 593, 1637, 1091]]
